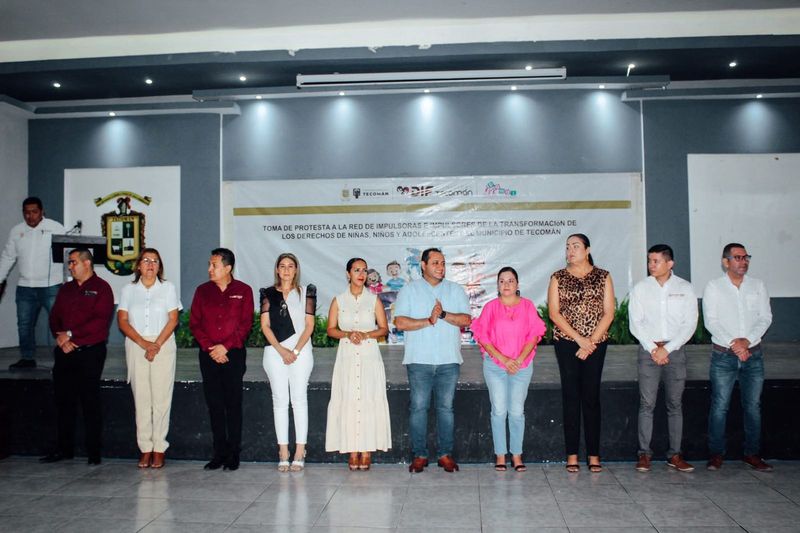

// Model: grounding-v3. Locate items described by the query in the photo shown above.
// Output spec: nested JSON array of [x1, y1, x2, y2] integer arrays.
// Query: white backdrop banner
[[225, 173, 642, 342], [64, 166, 181, 302]]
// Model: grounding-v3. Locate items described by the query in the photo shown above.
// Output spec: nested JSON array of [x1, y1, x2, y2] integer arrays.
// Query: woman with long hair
[[471, 266, 545, 471], [547, 234, 615, 473], [118, 248, 181, 468], [325, 258, 391, 470], [260, 253, 316, 471]]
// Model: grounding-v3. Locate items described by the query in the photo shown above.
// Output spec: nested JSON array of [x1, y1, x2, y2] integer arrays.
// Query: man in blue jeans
[[703, 242, 773, 472], [395, 248, 471, 473], [0, 197, 65, 370]]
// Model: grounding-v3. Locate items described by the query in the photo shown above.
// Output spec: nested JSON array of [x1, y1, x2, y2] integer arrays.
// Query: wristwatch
[[66, 330, 73, 338], [439, 310, 447, 319], [292, 348, 300, 356]]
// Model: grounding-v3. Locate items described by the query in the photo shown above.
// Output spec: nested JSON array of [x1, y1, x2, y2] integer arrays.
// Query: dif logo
[[397, 185, 434, 197]]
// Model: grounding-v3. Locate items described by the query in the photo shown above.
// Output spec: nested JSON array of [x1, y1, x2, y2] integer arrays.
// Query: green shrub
[[536, 303, 554, 345], [607, 297, 634, 345]]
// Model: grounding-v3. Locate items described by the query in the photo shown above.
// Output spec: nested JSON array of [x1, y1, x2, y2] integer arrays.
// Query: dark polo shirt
[[49, 273, 114, 346], [189, 279, 254, 351]]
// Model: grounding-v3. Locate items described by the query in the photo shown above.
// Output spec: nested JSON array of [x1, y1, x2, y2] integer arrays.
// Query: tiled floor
[[1, 457, 799, 532]]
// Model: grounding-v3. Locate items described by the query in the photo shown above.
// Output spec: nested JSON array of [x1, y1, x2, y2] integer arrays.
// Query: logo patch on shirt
[[229, 294, 243, 299], [83, 290, 98, 296]]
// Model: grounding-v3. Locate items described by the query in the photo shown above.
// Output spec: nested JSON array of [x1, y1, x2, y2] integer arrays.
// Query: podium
[[51, 235, 107, 264]]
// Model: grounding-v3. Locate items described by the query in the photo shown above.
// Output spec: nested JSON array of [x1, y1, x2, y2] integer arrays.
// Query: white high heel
[[290, 451, 306, 472], [277, 452, 291, 472]]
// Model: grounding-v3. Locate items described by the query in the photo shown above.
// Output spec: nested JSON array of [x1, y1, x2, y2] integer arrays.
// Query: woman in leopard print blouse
[[547, 233, 615, 473]]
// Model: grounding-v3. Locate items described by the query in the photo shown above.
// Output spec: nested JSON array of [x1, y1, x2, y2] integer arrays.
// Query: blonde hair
[[273, 252, 302, 294]]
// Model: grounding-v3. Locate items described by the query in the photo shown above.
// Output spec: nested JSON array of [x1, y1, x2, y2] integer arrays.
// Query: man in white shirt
[[703, 242, 773, 472], [629, 244, 698, 473], [0, 197, 65, 370]]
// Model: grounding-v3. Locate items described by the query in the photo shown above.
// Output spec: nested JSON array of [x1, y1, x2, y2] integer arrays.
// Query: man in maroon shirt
[[190, 248, 254, 471], [41, 248, 114, 465]]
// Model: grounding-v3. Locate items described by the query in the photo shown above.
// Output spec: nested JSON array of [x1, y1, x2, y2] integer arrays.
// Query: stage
[[1, 343, 798, 463]]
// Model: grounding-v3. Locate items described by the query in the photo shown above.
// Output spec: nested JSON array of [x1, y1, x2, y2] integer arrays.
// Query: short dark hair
[[421, 248, 442, 264], [648, 244, 674, 261], [346, 257, 366, 272], [22, 197, 43, 210], [211, 247, 235, 268], [70, 247, 94, 263], [722, 242, 745, 259]]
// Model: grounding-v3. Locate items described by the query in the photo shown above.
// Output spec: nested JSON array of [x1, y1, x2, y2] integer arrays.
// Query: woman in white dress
[[260, 253, 316, 472], [325, 257, 391, 470]]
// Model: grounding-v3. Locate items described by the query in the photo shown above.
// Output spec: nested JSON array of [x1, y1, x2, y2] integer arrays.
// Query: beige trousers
[[126, 335, 176, 453]]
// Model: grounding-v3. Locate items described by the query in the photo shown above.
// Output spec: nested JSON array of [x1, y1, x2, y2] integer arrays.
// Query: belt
[[654, 341, 668, 348], [713, 343, 760, 353], [73, 342, 104, 352]]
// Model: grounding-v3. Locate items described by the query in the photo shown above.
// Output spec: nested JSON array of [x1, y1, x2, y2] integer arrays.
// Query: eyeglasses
[[141, 258, 160, 264], [726, 255, 752, 262]]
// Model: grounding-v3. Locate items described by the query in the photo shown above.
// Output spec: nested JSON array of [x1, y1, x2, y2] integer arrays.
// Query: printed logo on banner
[[485, 181, 518, 196], [396, 184, 473, 197], [95, 191, 151, 276]]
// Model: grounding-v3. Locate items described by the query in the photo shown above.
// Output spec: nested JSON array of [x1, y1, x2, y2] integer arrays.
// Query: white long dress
[[325, 290, 392, 452]]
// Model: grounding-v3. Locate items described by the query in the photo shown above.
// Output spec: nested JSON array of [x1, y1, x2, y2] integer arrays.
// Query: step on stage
[[1, 344, 798, 463]]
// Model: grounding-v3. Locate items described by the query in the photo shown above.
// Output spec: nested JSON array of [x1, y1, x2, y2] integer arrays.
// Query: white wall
[[0, 104, 29, 348]]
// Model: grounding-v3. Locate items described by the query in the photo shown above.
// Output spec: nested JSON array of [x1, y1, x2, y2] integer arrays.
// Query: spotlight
[[256, 95, 262, 100], [599, 84, 606, 89], [109, 112, 116, 117], [145, 78, 153, 85], [525, 65, 533, 71], [52, 82, 61, 88], [729, 61, 737, 68], [510, 85, 517, 91], [338, 91, 345, 96], [756, 94, 763, 99], [239, 75, 247, 82], [423, 89, 430, 93]]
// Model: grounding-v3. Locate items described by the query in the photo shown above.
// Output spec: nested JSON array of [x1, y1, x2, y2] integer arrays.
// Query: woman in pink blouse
[[471, 266, 546, 471]]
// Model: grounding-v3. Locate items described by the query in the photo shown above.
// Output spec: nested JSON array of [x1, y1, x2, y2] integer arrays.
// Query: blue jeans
[[16, 285, 60, 360], [406, 363, 460, 458], [483, 357, 533, 456], [708, 348, 764, 456]]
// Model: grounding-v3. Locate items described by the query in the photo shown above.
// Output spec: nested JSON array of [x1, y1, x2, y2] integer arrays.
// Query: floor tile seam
[[542, 463, 569, 529]]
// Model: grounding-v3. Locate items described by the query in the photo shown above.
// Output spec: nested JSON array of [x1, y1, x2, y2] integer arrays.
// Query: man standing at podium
[[0, 197, 65, 370]]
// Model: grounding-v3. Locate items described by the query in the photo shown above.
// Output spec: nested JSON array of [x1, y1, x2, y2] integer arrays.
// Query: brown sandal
[[348, 453, 360, 471], [359, 452, 371, 471], [138, 452, 152, 468]]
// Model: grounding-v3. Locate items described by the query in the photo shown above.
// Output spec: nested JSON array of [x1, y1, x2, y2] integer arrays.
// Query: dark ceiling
[[1, 36, 799, 103]]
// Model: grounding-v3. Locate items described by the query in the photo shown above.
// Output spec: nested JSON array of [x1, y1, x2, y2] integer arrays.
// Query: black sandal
[[588, 462, 603, 473], [494, 463, 507, 471], [514, 463, 527, 472], [566, 463, 580, 473]]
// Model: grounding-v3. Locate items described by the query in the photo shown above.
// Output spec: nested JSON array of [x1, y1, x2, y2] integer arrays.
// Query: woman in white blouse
[[118, 248, 182, 469]]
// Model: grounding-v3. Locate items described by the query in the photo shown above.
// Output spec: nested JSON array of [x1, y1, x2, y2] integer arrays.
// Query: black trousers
[[52, 343, 107, 459], [198, 347, 246, 459], [554, 339, 607, 457]]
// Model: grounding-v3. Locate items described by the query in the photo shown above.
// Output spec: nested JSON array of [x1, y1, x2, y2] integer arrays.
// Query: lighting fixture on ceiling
[[239, 75, 247, 82], [145, 78, 153, 85], [510, 85, 517, 91], [423, 89, 430, 93], [256, 95, 262, 99], [756, 94, 763, 98], [338, 91, 345, 96], [729, 61, 738, 68], [52, 82, 61, 88], [109, 112, 116, 117], [599, 84, 606, 89], [525, 65, 533, 71], [626, 63, 636, 76], [297, 68, 566, 89]]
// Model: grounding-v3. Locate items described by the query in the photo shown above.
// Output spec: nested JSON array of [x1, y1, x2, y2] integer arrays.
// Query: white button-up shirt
[[702, 274, 772, 348], [118, 279, 182, 337], [0, 218, 65, 287], [629, 272, 698, 353]]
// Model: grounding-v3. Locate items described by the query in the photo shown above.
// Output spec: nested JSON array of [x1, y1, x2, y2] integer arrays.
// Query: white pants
[[262, 341, 314, 444], [126, 336, 176, 453]]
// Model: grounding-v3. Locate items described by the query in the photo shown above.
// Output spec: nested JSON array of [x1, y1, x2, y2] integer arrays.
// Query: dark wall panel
[[224, 90, 643, 179]]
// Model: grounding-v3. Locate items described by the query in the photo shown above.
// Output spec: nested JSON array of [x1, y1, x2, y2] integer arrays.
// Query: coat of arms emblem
[[95, 191, 151, 276]]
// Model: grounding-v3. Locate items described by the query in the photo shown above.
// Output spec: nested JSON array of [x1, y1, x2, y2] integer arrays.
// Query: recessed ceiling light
[[239, 75, 247, 82], [525, 65, 533, 71], [52, 82, 61, 88], [109, 112, 116, 117], [423, 89, 430, 93], [756, 94, 763, 99], [626, 63, 636, 77], [599, 84, 606, 89], [510, 85, 517, 91], [338, 91, 345, 96], [256, 95, 262, 100], [729, 61, 738, 68], [628, 63, 636, 69], [145, 78, 153, 85]]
